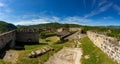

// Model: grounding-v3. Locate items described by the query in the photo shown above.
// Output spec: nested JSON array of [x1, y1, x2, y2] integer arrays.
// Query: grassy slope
[[80, 37, 117, 64]]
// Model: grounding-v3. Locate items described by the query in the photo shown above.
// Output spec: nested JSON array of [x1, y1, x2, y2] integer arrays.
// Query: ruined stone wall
[[0, 30, 16, 49], [65, 30, 84, 40], [69, 28, 82, 32], [16, 31, 39, 43], [0, 29, 39, 50], [87, 31, 120, 64]]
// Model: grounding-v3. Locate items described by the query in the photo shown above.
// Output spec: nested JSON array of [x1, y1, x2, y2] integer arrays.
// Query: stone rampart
[[0, 28, 39, 50], [87, 31, 120, 64], [0, 30, 16, 49], [65, 30, 85, 40], [16, 31, 39, 43]]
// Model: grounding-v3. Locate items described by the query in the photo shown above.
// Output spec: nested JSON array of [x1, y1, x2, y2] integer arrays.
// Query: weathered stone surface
[[16, 32, 39, 43], [28, 46, 53, 58], [45, 48, 82, 64], [0, 29, 39, 51], [35, 50, 42, 55], [69, 28, 82, 32], [65, 31, 86, 40], [0, 30, 16, 49], [87, 31, 120, 64], [3, 51, 19, 64]]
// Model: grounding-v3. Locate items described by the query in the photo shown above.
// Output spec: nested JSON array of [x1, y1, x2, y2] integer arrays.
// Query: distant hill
[[17, 22, 120, 39], [0, 21, 17, 33], [105, 26, 120, 29], [17, 22, 81, 29]]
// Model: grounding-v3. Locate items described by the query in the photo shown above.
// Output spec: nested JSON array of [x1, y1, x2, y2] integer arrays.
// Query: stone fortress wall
[[87, 31, 120, 64], [0, 29, 39, 50], [65, 30, 84, 40], [16, 29, 39, 43], [0, 30, 16, 49]]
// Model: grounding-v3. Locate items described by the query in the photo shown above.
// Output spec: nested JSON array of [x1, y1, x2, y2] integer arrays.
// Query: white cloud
[[98, 0, 107, 7], [0, 2, 5, 7], [61, 16, 91, 24], [103, 16, 113, 19], [84, 2, 112, 18], [14, 19, 49, 25], [113, 4, 120, 15], [91, 0, 96, 9], [13, 16, 93, 25], [13, 16, 61, 25]]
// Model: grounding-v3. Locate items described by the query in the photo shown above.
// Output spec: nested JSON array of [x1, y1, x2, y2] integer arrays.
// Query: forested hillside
[[0, 21, 17, 33]]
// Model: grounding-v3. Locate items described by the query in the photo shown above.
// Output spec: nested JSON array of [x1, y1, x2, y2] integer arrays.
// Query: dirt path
[[45, 47, 82, 64], [3, 50, 19, 64]]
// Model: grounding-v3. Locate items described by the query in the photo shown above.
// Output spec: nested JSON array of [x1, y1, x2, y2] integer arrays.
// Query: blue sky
[[0, 0, 120, 26]]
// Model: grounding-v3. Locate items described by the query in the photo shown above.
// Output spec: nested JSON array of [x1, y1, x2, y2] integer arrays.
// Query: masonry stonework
[[0, 30, 16, 49], [16, 29, 39, 44], [87, 31, 120, 64], [0, 29, 39, 50]]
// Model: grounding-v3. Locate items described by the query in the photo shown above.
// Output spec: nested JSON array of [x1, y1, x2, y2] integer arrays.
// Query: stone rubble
[[28, 46, 54, 58]]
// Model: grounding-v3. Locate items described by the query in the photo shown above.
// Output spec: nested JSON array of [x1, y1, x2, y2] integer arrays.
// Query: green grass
[[25, 44, 48, 50], [45, 36, 60, 44], [0, 60, 10, 64], [0, 58, 12, 64], [0, 35, 74, 64], [80, 37, 117, 64], [16, 36, 74, 64], [39, 36, 60, 44], [51, 40, 74, 52], [17, 50, 54, 64]]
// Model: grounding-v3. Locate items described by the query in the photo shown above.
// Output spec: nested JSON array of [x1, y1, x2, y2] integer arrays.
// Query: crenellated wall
[[87, 31, 120, 64]]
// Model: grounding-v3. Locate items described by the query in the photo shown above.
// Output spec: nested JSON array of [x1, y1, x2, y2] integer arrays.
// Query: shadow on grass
[[56, 39, 68, 44], [39, 43, 48, 45]]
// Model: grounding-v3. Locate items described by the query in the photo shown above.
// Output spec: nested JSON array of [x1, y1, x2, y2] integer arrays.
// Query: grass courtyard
[[0, 36, 117, 64], [0, 36, 74, 64]]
